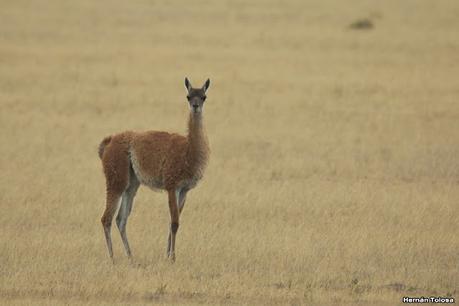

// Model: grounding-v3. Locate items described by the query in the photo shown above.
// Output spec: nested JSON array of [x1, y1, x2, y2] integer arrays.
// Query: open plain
[[1, 0, 458, 305]]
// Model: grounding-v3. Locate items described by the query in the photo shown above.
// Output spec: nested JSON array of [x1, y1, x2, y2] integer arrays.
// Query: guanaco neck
[[186, 112, 209, 175]]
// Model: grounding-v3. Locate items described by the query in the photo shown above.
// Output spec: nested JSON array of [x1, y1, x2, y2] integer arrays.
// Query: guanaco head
[[185, 77, 210, 114]]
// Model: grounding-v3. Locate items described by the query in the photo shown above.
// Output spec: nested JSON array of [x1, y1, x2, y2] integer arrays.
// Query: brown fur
[[99, 117, 209, 223], [99, 114, 208, 194], [99, 78, 210, 260]]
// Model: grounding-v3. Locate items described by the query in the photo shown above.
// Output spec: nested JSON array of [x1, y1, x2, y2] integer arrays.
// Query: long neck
[[186, 112, 209, 173]]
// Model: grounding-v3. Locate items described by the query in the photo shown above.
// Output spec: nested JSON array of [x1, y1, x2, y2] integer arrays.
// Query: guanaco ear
[[185, 77, 192, 92], [202, 78, 210, 92]]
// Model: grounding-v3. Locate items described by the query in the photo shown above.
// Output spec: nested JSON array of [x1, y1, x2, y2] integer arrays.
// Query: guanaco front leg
[[167, 189, 180, 261], [167, 188, 188, 258]]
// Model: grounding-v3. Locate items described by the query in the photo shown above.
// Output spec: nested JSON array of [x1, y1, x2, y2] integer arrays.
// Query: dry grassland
[[1, 0, 458, 305]]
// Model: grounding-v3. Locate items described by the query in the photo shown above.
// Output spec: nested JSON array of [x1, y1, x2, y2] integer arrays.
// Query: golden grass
[[1, 0, 458, 305]]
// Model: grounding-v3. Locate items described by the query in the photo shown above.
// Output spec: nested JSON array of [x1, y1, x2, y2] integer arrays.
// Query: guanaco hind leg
[[116, 175, 139, 258], [101, 194, 122, 259], [100, 136, 131, 259]]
